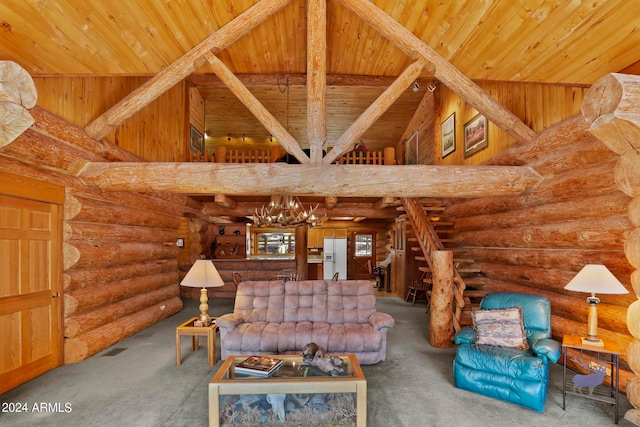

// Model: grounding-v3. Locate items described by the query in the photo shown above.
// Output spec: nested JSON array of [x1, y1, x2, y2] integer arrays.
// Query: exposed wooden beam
[[323, 57, 427, 164], [373, 196, 395, 209], [83, 0, 292, 140], [324, 196, 338, 209], [187, 73, 433, 88], [338, 0, 536, 144], [78, 163, 542, 198], [307, 0, 327, 164], [202, 201, 398, 219], [204, 53, 309, 164], [214, 194, 237, 209]]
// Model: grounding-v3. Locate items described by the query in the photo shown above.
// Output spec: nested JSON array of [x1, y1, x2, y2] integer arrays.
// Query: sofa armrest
[[215, 313, 244, 331], [530, 338, 561, 363], [454, 326, 477, 345], [369, 312, 395, 330]]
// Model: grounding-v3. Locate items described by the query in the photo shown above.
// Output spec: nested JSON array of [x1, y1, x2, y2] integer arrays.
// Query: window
[[354, 234, 373, 257], [255, 232, 296, 255]]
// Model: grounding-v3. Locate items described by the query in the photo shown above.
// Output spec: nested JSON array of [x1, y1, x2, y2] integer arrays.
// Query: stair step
[[455, 278, 486, 286], [457, 268, 482, 273], [463, 290, 488, 298]]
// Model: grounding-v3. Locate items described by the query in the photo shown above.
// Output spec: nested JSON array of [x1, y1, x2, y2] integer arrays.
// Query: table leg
[[562, 347, 566, 410], [176, 330, 181, 366], [207, 329, 215, 366], [192, 335, 199, 351]]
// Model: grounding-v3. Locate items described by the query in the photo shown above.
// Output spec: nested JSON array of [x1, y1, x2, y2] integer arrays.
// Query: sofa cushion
[[472, 307, 529, 350], [234, 281, 285, 323], [222, 321, 383, 355], [327, 281, 376, 324], [284, 280, 328, 322]]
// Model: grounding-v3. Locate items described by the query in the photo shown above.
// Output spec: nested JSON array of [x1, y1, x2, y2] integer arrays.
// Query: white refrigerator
[[323, 238, 347, 280]]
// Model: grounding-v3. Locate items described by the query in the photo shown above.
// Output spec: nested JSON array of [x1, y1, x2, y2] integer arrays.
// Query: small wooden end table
[[176, 317, 218, 366], [562, 334, 621, 424]]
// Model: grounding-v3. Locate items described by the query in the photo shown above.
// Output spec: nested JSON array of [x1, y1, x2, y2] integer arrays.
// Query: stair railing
[[401, 197, 468, 333]]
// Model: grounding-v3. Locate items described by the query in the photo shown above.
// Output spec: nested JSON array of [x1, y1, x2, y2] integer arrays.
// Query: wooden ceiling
[[2, 0, 638, 81], [1, 0, 639, 153]]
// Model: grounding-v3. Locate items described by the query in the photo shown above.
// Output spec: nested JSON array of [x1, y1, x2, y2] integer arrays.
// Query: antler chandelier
[[252, 195, 327, 228]]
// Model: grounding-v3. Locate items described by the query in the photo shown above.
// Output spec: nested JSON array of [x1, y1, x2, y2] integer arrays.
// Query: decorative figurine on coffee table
[[301, 342, 344, 376]]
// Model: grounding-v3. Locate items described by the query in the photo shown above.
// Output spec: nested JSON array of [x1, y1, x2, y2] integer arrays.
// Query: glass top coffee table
[[209, 354, 366, 427]]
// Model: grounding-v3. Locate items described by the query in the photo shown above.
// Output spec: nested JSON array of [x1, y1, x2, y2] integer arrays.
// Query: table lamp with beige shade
[[564, 264, 628, 347], [180, 259, 224, 326]]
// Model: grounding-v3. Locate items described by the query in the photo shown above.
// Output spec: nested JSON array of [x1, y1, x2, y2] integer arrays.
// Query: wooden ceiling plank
[[77, 162, 542, 199], [307, 0, 327, 164], [323, 57, 428, 164], [205, 53, 310, 164], [83, 0, 293, 140], [338, 0, 536, 144]]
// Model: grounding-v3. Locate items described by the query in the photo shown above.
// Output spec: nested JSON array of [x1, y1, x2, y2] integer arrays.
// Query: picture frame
[[441, 113, 456, 158], [190, 124, 204, 154], [406, 130, 419, 165], [464, 114, 488, 158]]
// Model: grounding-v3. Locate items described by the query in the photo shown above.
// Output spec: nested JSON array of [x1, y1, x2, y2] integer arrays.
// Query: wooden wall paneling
[[33, 77, 188, 162], [398, 90, 435, 165], [437, 82, 589, 166]]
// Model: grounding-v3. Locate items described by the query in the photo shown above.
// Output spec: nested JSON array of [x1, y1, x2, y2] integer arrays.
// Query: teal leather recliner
[[453, 292, 561, 412]]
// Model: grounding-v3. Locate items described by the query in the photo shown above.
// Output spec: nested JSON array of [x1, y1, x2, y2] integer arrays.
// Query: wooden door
[[0, 173, 63, 394], [351, 232, 375, 280]]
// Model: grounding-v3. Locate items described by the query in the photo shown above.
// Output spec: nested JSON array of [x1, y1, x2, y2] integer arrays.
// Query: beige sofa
[[216, 279, 395, 365]]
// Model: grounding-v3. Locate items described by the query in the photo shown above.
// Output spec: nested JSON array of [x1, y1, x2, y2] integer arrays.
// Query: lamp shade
[[180, 260, 224, 288], [564, 264, 628, 295]]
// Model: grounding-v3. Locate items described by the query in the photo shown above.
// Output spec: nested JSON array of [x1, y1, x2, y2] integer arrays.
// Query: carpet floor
[[0, 295, 632, 427]]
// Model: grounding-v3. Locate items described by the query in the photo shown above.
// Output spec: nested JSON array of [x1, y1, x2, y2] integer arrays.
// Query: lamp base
[[581, 336, 604, 347]]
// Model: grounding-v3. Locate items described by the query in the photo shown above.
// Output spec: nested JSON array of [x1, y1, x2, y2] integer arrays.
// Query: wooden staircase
[[401, 197, 487, 333]]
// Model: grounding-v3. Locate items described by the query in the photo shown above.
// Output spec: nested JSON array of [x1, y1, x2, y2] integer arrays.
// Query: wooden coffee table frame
[[208, 354, 367, 427], [175, 317, 217, 366]]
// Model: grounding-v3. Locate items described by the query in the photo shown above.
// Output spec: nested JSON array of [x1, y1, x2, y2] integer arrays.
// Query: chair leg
[[405, 288, 412, 302]]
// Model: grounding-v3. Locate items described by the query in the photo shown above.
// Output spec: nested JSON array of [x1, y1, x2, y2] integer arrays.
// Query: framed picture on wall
[[441, 113, 456, 158], [464, 114, 488, 158], [406, 131, 419, 165], [190, 124, 204, 154]]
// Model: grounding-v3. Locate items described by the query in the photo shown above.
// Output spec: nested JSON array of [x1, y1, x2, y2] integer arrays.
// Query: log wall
[[0, 106, 204, 364], [443, 114, 637, 390]]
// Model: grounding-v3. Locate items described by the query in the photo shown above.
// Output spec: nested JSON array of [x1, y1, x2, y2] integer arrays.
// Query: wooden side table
[[176, 317, 218, 366], [562, 334, 621, 424]]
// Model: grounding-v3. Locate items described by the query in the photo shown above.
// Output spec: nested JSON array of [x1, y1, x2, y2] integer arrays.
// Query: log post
[[296, 224, 308, 280], [430, 250, 454, 348], [383, 147, 395, 165], [216, 146, 227, 163], [307, 0, 327, 164]]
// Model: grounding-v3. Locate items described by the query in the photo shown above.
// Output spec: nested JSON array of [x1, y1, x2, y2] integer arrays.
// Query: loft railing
[[188, 146, 396, 165]]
